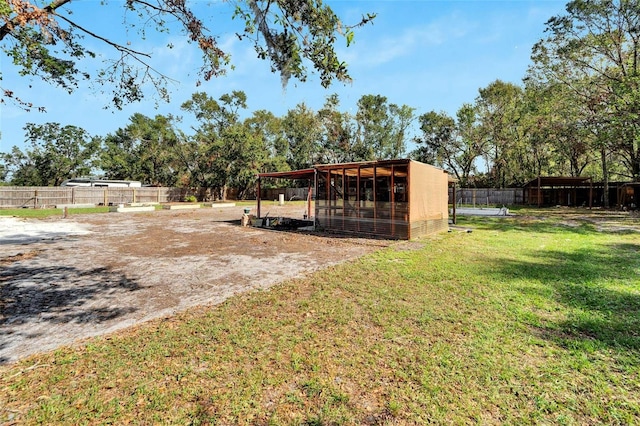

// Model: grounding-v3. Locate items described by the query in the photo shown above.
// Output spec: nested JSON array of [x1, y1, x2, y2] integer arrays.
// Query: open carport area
[[0, 205, 391, 364]]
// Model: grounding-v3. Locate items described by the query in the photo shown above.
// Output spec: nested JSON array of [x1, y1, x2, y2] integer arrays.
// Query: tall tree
[[475, 80, 525, 187], [453, 104, 484, 186], [0, 158, 7, 182], [100, 113, 180, 186], [388, 103, 415, 160], [245, 109, 289, 173], [529, 0, 640, 205], [100, 128, 140, 182], [281, 103, 322, 170], [1, 0, 374, 109], [2, 122, 98, 185], [411, 111, 456, 168], [411, 104, 482, 187], [1, 146, 38, 185], [213, 122, 267, 199], [178, 91, 269, 199], [181, 90, 248, 135], [316, 93, 355, 164], [354, 94, 413, 161], [527, 81, 596, 177]]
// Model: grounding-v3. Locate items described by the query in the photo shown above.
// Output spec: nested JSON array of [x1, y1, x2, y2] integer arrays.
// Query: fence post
[[104, 189, 108, 206], [133, 188, 137, 204], [34, 189, 38, 208]]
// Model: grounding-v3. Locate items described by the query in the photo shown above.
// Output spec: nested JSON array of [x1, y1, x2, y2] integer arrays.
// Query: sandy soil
[[0, 205, 393, 365]]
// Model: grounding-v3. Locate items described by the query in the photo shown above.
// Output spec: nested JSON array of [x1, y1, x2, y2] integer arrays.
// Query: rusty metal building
[[523, 176, 594, 207], [522, 176, 640, 209], [257, 159, 450, 240]]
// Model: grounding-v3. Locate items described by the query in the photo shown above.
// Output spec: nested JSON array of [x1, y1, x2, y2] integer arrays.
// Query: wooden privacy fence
[[0, 186, 525, 208], [261, 187, 313, 202], [448, 188, 523, 206], [0, 186, 192, 208]]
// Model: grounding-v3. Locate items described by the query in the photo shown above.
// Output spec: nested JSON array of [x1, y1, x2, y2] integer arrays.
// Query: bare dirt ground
[[0, 204, 393, 365]]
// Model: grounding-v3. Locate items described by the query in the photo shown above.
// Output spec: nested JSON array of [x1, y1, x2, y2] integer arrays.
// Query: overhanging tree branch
[[2, 0, 375, 109]]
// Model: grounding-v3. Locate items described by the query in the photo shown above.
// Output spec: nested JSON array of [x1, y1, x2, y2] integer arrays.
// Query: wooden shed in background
[[523, 176, 593, 207], [257, 159, 449, 240], [617, 182, 640, 209]]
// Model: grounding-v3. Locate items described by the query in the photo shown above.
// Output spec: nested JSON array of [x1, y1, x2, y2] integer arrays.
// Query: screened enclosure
[[257, 159, 449, 240]]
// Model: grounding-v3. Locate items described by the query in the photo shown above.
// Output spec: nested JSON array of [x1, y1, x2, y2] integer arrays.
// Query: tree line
[[412, 0, 640, 208], [0, 91, 414, 200], [2, 0, 638, 205]]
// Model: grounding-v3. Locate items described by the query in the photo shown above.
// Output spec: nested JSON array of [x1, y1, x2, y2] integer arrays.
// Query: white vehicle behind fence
[[61, 178, 142, 188]]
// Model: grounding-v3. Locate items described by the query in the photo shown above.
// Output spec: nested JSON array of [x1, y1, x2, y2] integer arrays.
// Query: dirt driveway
[[0, 205, 392, 365]]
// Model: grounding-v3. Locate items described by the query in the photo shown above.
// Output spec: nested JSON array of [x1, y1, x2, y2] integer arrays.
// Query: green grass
[[0, 200, 301, 218], [0, 203, 215, 218], [1, 201, 258, 218], [1, 211, 639, 424], [0, 207, 111, 218]]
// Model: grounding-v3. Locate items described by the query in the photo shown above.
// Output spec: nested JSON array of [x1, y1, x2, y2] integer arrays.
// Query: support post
[[452, 183, 457, 225], [256, 177, 261, 219], [537, 176, 542, 207], [307, 182, 312, 220], [391, 165, 396, 237]]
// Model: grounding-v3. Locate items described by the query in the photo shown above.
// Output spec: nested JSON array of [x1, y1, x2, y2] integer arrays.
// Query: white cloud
[[343, 10, 475, 68]]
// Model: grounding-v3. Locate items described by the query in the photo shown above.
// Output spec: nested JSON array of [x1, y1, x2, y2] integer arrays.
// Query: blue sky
[[0, 0, 568, 154]]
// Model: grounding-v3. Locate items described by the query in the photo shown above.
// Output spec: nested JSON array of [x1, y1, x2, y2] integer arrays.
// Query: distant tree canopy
[[0, 0, 375, 109], [411, 0, 640, 192], [0, 91, 418, 198], [1, 123, 99, 186], [101, 113, 180, 186], [526, 0, 640, 205]]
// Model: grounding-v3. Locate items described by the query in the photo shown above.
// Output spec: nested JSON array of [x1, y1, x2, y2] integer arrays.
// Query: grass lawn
[[0, 203, 219, 218], [0, 206, 111, 218], [1, 210, 639, 424]]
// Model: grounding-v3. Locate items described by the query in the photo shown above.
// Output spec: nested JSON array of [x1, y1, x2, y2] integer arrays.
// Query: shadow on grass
[[493, 242, 640, 351], [459, 216, 604, 235], [459, 213, 640, 236], [0, 265, 141, 364]]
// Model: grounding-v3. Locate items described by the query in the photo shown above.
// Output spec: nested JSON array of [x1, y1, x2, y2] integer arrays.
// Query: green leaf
[[346, 30, 354, 47]]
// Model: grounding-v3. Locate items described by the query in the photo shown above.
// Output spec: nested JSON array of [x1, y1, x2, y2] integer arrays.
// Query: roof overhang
[[619, 182, 640, 188], [257, 159, 448, 181], [524, 176, 592, 188], [257, 168, 316, 180]]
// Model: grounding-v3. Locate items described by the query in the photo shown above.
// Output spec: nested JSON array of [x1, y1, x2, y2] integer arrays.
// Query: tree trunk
[[633, 143, 640, 181], [197, 187, 209, 202], [601, 147, 609, 208]]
